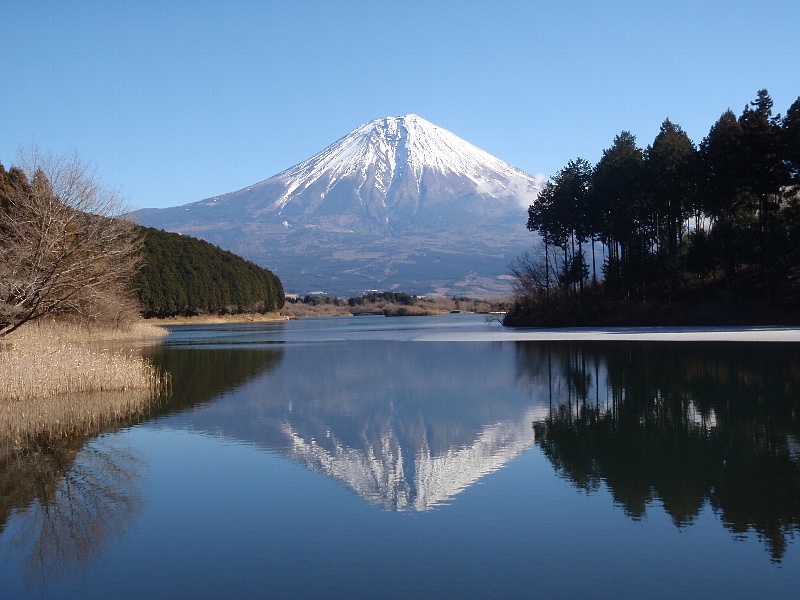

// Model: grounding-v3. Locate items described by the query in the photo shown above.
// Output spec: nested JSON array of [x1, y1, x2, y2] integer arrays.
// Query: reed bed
[[5, 319, 168, 344], [0, 321, 171, 455], [0, 342, 168, 402]]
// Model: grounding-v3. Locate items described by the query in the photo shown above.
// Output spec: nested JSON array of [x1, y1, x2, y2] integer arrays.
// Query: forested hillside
[[507, 90, 800, 327], [133, 227, 284, 317]]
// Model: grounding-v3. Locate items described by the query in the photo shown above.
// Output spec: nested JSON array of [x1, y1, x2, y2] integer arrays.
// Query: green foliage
[[646, 119, 698, 256], [785, 97, 800, 182], [295, 294, 347, 306], [132, 227, 284, 317]]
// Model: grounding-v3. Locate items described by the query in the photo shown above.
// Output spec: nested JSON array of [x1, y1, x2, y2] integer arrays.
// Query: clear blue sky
[[2, 0, 798, 210]]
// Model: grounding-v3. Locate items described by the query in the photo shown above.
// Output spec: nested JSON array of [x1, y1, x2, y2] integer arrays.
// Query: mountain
[[133, 115, 540, 297]]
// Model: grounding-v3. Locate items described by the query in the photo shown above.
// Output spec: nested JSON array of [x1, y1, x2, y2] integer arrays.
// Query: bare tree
[[508, 245, 560, 302], [0, 149, 141, 336]]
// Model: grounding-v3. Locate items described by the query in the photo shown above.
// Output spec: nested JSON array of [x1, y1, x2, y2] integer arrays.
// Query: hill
[[133, 226, 284, 317]]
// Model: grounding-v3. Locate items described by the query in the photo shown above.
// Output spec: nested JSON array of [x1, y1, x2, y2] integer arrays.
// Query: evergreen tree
[[132, 227, 285, 317], [646, 119, 698, 258], [700, 110, 749, 300], [783, 97, 800, 185], [592, 132, 646, 297], [738, 89, 789, 301], [512, 91, 800, 327], [528, 159, 592, 292]]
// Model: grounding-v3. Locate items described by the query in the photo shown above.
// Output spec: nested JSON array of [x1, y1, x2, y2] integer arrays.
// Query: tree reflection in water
[[517, 341, 800, 562], [0, 435, 141, 584], [0, 346, 284, 586]]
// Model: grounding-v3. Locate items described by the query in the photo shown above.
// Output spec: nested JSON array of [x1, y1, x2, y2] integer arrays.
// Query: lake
[[1, 314, 799, 598]]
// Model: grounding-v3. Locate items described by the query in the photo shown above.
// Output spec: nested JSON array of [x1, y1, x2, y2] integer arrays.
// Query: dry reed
[[5, 319, 168, 344], [0, 342, 168, 402], [0, 320, 171, 455]]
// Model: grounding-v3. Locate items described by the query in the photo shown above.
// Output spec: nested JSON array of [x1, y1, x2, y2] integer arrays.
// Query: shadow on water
[[0, 344, 284, 584], [517, 341, 800, 562]]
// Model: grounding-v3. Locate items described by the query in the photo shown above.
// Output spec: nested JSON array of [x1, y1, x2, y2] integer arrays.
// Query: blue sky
[[2, 0, 798, 210]]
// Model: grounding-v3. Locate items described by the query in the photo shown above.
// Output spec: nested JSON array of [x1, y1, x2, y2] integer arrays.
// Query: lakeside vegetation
[[0, 152, 173, 442], [0, 151, 285, 419], [0, 151, 143, 337], [507, 90, 800, 327], [0, 319, 170, 458]]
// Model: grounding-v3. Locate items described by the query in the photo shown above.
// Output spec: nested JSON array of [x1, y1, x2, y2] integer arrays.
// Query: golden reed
[[0, 321, 170, 453]]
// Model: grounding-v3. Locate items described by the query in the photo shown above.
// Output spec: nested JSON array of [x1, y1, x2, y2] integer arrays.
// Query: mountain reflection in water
[[518, 341, 800, 562], [154, 340, 543, 511]]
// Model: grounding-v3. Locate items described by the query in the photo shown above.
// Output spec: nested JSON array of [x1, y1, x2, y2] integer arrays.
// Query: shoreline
[[146, 313, 288, 326]]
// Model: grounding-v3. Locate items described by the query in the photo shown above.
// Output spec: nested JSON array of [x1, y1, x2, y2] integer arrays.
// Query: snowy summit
[[133, 115, 542, 297], [265, 114, 539, 214]]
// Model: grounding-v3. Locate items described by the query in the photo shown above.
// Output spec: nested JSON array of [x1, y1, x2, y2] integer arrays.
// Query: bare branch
[[0, 149, 142, 335]]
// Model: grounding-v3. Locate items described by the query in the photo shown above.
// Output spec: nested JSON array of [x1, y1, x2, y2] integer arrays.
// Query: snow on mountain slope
[[275, 114, 535, 199], [132, 115, 542, 296], [196, 114, 540, 220]]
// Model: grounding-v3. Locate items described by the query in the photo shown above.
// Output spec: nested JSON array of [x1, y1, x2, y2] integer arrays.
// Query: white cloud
[[475, 174, 544, 210]]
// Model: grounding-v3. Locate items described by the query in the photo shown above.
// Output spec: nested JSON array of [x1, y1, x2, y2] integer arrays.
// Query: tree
[[783, 96, 800, 185], [592, 132, 647, 298], [738, 90, 790, 301], [131, 226, 285, 317], [528, 159, 592, 292], [699, 110, 748, 300], [646, 119, 698, 257], [508, 247, 556, 301], [0, 149, 141, 336], [739, 90, 786, 198]]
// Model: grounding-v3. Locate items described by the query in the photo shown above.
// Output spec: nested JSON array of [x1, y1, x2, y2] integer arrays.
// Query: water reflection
[[0, 436, 141, 584], [0, 346, 285, 584], [519, 342, 800, 562], [143, 346, 285, 414], [161, 341, 541, 510]]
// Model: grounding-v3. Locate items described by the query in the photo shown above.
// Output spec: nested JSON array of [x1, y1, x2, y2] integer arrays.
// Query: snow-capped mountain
[[133, 115, 540, 297]]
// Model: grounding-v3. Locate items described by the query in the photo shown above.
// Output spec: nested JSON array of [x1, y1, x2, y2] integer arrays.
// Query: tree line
[[507, 89, 800, 326], [133, 226, 284, 317]]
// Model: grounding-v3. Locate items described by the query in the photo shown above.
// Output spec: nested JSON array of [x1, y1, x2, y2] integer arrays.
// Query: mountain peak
[[133, 115, 541, 297], [266, 114, 539, 212]]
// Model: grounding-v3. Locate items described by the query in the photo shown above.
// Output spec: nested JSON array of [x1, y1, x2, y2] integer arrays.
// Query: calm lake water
[[1, 314, 799, 598]]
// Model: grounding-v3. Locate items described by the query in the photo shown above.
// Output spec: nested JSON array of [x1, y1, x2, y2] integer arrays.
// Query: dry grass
[[0, 320, 171, 455], [0, 342, 168, 402], [5, 318, 168, 344], [146, 312, 286, 326]]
